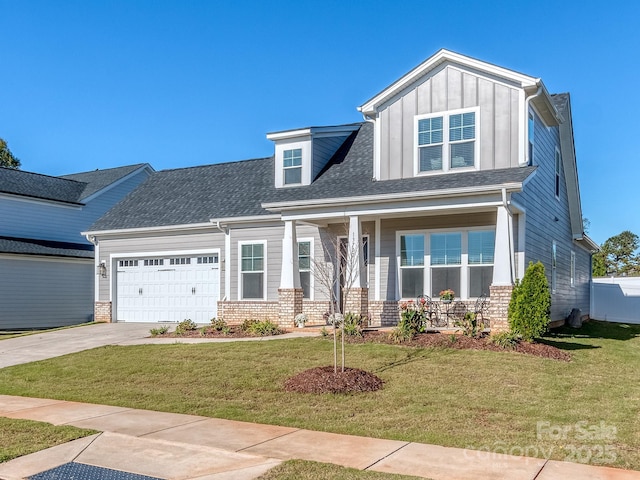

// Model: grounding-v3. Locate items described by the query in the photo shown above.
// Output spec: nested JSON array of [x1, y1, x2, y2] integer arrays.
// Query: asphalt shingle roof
[[90, 122, 536, 231], [0, 236, 94, 258], [60, 164, 149, 199], [0, 167, 87, 205]]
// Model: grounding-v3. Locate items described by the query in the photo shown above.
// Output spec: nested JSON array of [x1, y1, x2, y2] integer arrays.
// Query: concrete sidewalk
[[1, 395, 639, 480]]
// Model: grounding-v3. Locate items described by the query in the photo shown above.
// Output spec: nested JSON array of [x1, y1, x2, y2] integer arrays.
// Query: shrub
[[392, 300, 426, 341], [175, 319, 198, 336], [455, 312, 483, 337], [342, 312, 365, 337], [508, 261, 551, 341], [294, 313, 307, 328], [320, 326, 329, 337], [490, 331, 523, 349], [149, 325, 169, 337], [210, 317, 228, 331], [240, 319, 283, 336]]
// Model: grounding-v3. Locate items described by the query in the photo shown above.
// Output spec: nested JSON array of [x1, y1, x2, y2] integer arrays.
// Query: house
[[84, 49, 598, 330], [0, 163, 153, 329]]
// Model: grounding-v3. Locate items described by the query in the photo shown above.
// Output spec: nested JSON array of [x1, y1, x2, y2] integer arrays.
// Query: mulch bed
[[345, 331, 571, 361], [153, 327, 284, 339], [284, 366, 384, 394]]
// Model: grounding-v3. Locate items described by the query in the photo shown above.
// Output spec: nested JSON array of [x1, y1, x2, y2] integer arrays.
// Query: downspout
[[85, 234, 101, 312], [213, 220, 230, 301], [523, 85, 543, 166], [502, 188, 515, 283]]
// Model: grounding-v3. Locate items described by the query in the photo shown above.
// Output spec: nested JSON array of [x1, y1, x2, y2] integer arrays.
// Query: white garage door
[[116, 254, 220, 323]]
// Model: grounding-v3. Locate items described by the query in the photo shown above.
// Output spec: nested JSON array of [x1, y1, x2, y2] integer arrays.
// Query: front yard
[[0, 321, 638, 470]]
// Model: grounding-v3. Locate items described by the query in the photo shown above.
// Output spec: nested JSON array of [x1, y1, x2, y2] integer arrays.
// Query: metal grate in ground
[[29, 462, 164, 480]]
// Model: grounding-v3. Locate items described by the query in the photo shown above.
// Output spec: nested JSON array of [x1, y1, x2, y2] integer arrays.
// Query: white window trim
[[337, 234, 370, 289], [551, 240, 557, 294], [554, 147, 561, 201], [274, 139, 311, 188], [414, 106, 480, 176], [570, 250, 576, 288], [283, 148, 303, 186], [297, 237, 314, 301], [396, 226, 495, 300], [238, 240, 267, 300]]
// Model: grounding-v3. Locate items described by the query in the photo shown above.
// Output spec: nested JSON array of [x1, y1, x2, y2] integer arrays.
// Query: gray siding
[[0, 169, 150, 244], [0, 255, 93, 329], [312, 136, 349, 180], [512, 109, 591, 320], [378, 65, 521, 180]]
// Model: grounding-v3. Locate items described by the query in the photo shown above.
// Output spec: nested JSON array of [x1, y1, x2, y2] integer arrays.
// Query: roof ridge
[[157, 156, 273, 173], [0, 166, 86, 186]]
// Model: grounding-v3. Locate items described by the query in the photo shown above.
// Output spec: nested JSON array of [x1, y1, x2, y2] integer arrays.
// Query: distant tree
[[582, 217, 591, 234], [592, 230, 640, 277], [0, 138, 21, 169]]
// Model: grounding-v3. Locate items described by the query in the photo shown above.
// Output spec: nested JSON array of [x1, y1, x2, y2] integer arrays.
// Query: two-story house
[[85, 49, 597, 330], [0, 163, 153, 329]]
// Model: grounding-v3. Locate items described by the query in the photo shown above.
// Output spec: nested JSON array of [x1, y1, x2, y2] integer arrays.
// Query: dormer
[[267, 125, 360, 188], [358, 49, 562, 181]]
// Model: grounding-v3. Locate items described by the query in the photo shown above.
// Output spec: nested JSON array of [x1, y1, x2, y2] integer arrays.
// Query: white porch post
[[493, 205, 514, 286], [280, 220, 300, 289], [347, 215, 364, 288]]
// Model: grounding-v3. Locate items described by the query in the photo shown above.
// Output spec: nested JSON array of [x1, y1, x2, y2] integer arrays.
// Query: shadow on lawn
[[545, 320, 640, 347]]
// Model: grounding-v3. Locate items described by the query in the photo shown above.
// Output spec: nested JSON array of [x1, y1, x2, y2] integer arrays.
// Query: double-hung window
[[431, 233, 462, 297], [283, 148, 302, 185], [241, 243, 265, 299], [400, 234, 424, 298], [298, 240, 312, 299], [417, 108, 477, 174], [468, 231, 495, 297]]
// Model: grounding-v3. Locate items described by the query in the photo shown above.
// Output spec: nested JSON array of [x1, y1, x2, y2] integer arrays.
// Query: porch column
[[344, 215, 368, 317], [279, 220, 303, 326], [490, 204, 514, 332]]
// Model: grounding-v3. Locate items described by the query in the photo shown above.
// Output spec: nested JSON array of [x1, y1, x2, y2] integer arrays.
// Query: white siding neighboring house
[[0, 164, 153, 329], [85, 50, 598, 330]]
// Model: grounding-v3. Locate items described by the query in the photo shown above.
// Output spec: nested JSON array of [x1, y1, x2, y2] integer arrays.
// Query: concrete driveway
[[0, 323, 155, 368]]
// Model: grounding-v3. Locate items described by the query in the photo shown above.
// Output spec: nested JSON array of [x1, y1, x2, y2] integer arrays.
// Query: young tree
[[592, 230, 640, 277], [0, 138, 21, 169], [508, 261, 551, 341]]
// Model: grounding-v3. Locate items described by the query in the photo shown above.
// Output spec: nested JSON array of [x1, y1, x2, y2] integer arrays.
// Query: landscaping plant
[[508, 261, 551, 341]]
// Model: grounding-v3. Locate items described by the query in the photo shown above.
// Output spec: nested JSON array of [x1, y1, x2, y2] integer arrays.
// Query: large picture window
[[398, 229, 495, 300], [241, 243, 265, 299], [416, 108, 477, 174]]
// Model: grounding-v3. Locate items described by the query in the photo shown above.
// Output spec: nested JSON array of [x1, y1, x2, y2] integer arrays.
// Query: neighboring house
[[0, 164, 154, 329], [85, 49, 597, 329]]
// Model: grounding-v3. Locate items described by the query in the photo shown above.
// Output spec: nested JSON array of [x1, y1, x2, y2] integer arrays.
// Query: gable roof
[[88, 123, 537, 232], [60, 163, 152, 200], [0, 167, 87, 205], [358, 49, 561, 126]]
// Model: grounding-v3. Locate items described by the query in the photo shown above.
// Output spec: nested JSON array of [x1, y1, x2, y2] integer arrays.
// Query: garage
[[116, 254, 220, 323]]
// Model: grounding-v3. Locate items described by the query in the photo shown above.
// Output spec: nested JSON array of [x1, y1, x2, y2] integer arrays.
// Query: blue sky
[[1, 0, 637, 245]]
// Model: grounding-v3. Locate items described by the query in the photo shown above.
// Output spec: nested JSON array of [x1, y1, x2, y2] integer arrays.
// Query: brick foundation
[[489, 285, 513, 333], [278, 288, 303, 327], [343, 288, 369, 317], [301, 300, 333, 326], [217, 300, 279, 325], [94, 302, 112, 323], [368, 301, 401, 326]]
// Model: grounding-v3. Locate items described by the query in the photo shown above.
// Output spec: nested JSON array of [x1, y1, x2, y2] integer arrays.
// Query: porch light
[[97, 260, 107, 278]]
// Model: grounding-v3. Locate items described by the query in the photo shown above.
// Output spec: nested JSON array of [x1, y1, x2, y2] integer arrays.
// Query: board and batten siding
[[378, 65, 521, 180], [512, 109, 591, 321], [0, 255, 93, 329], [0, 169, 150, 244], [312, 136, 350, 180], [96, 230, 225, 303]]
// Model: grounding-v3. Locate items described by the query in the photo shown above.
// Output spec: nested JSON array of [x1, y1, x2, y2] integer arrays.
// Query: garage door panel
[[116, 255, 219, 323]]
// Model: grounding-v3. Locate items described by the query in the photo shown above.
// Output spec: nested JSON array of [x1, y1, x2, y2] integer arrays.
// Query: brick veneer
[[368, 301, 401, 326], [94, 302, 112, 323], [344, 288, 369, 317], [217, 300, 279, 325], [278, 288, 303, 327], [488, 285, 513, 332]]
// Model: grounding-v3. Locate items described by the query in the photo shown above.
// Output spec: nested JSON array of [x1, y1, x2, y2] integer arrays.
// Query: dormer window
[[283, 148, 302, 185], [415, 108, 478, 175]]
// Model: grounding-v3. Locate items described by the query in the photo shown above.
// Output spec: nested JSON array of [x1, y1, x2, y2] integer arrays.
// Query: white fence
[[591, 277, 640, 324]]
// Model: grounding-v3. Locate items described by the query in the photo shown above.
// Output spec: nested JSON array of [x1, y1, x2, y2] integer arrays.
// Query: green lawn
[[256, 460, 425, 480], [0, 321, 638, 470], [0, 418, 95, 463]]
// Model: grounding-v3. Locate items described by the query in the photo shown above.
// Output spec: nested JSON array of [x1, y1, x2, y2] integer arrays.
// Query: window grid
[[298, 241, 312, 299], [283, 148, 302, 185], [240, 242, 265, 300]]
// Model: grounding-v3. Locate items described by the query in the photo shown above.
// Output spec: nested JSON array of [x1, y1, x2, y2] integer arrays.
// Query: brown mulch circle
[[344, 331, 572, 361], [284, 366, 384, 394]]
